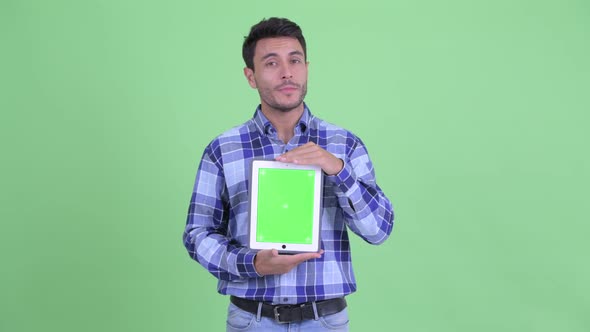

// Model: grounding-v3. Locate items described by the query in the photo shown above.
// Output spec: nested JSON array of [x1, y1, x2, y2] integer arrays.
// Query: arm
[[183, 145, 323, 279], [182, 145, 261, 281], [276, 140, 394, 244], [328, 138, 394, 244]]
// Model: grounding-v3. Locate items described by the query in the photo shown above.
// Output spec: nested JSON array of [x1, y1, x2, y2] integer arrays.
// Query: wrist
[[326, 158, 344, 176], [253, 252, 264, 277]]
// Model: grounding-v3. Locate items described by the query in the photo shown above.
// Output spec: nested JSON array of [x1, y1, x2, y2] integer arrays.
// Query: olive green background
[[1, 0, 588, 331]]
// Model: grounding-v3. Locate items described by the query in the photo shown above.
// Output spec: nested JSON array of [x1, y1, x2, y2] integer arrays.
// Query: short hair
[[242, 17, 307, 71]]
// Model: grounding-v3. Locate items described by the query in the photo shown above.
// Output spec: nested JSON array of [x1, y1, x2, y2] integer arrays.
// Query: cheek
[[294, 67, 308, 79], [256, 75, 276, 89]]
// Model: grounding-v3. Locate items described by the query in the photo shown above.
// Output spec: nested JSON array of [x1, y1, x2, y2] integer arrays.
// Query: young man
[[183, 17, 394, 331]]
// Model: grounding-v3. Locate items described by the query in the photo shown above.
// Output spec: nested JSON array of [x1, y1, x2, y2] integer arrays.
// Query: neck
[[260, 103, 305, 144]]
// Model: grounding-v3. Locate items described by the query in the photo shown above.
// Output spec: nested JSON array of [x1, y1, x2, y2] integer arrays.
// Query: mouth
[[276, 84, 299, 93]]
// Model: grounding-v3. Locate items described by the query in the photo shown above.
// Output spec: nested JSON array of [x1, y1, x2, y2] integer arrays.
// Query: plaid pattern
[[183, 105, 393, 304]]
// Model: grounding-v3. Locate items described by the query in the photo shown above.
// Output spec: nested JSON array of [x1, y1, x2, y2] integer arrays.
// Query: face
[[244, 37, 308, 113]]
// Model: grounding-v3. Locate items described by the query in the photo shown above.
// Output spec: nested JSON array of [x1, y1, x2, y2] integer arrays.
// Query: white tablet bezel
[[248, 159, 322, 254]]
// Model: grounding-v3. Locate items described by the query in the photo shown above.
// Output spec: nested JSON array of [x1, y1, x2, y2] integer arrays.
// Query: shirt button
[[283, 298, 288, 302]]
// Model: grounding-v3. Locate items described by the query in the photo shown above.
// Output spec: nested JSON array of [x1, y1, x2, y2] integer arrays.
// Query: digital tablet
[[248, 160, 323, 254]]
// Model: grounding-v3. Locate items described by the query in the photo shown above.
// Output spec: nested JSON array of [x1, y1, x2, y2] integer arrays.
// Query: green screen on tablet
[[256, 168, 315, 244]]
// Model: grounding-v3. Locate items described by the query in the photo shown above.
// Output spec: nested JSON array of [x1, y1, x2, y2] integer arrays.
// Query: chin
[[276, 101, 304, 112]]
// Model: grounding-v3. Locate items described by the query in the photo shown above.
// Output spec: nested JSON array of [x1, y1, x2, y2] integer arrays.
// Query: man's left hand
[[276, 142, 343, 176]]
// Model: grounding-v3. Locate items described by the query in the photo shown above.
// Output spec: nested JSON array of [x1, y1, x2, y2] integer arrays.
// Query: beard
[[258, 82, 308, 113]]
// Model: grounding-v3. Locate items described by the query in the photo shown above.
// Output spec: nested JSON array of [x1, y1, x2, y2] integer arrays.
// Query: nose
[[280, 63, 293, 80]]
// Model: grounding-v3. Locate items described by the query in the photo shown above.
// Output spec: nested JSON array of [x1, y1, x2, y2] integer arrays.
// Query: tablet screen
[[256, 168, 316, 244]]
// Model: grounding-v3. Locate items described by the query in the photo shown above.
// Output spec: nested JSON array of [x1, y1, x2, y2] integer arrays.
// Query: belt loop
[[311, 301, 319, 321], [256, 302, 263, 322]]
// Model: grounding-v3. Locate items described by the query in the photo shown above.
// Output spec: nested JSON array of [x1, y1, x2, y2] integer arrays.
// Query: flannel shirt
[[183, 104, 393, 304]]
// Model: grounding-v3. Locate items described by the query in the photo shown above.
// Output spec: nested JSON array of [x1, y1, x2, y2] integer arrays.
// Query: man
[[183, 17, 394, 331]]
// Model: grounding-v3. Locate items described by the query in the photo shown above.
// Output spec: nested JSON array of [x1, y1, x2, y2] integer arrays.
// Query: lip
[[277, 85, 298, 92]]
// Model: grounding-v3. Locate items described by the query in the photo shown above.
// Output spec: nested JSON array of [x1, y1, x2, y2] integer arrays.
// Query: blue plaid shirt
[[183, 105, 393, 304]]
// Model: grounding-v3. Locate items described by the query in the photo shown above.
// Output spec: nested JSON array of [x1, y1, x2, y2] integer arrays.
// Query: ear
[[243, 67, 257, 89]]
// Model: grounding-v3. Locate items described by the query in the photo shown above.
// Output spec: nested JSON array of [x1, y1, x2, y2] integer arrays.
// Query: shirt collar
[[252, 104, 311, 136]]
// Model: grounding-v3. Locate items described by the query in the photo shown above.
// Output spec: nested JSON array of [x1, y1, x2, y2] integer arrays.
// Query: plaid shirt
[[183, 105, 393, 304]]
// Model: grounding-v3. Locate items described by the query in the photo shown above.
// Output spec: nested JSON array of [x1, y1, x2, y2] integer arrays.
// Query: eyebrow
[[261, 50, 305, 61]]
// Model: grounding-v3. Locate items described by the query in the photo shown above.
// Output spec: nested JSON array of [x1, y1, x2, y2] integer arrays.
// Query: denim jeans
[[226, 302, 349, 331]]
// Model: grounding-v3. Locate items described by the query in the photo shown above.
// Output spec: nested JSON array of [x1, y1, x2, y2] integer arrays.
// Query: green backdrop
[[1, 0, 589, 331]]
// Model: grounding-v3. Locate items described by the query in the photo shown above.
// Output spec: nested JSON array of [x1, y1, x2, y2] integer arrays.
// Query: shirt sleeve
[[325, 137, 394, 244], [182, 144, 261, 281]]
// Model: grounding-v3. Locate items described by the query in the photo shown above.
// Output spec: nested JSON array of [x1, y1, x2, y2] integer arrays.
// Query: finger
[[276, 143, 320, 160], [292, 252, 322, 264], [274, 253, 313, 265], [290, 156, 321, 165], [278, 149, 323, 164], [290, 143, 320, 156], [286, 142, 316, 153]]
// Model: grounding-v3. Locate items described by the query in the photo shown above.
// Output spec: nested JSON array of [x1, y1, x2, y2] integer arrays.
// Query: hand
[[254, 249, 324, 276], [276, 142, 344, 175]]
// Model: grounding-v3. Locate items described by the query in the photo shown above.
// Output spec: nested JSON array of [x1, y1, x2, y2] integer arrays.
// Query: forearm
[[274, 140, 393, 242], [183, 148, 261, 281], [328, 161, 394, 244], [183, 217, 260, 281]]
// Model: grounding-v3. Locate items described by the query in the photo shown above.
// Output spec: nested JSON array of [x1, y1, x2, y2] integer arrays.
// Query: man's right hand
[[254, 249, 324, 276]]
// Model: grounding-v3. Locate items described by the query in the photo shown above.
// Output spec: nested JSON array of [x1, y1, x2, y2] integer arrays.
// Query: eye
[[265, 61, 278, 67], [291, 58, 302, 64]]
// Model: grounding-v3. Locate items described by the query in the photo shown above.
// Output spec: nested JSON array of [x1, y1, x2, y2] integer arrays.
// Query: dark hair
[[242, 17, 307, 71]]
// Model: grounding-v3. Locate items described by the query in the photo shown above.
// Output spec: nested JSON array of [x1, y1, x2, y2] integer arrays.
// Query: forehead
[[254, 37, 304, 60]]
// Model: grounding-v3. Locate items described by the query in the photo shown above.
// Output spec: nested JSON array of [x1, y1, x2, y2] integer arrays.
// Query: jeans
[[226, 302, 349, 332]]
